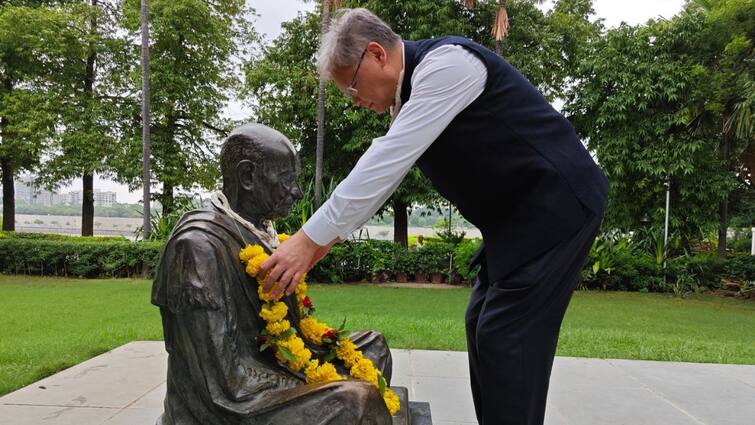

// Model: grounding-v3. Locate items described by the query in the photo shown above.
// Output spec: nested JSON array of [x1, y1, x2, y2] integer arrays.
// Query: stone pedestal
[[391, 386, 433, 425]]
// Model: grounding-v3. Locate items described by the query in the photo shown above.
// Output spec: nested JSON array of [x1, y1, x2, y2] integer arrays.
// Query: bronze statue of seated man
[[152, 124, 394, 425]]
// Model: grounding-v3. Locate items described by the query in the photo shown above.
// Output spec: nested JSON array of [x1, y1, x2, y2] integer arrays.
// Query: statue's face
[[235, 143, 303, 221], [255, 148, 303, 219]]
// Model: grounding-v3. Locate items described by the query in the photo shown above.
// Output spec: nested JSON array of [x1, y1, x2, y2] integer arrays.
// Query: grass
[[1, 275, 755, 396]]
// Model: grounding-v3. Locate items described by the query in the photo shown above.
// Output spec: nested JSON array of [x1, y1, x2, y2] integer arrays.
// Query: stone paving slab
[[2, 341, 755, 425]]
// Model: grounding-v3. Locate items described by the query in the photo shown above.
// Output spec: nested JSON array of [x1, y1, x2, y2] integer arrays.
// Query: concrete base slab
[[2, 342, 755, 425]]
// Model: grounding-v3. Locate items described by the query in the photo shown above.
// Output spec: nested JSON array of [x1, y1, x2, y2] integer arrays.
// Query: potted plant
[[394, 247, 413, 283], [410, 249, 427, 283], [424, 243, 452, 284], [369, 249, 388, 283]]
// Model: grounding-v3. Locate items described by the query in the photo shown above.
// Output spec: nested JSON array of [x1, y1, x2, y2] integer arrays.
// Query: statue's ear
[[236, 160, 257, 191]]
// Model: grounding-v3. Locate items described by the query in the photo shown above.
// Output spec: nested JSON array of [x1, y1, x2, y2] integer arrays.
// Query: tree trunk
[[393, 198, 408, 247], [82, 172, 94, 236], [141, 0, 152, 239], [161, 182, 174, 217], [1, 75, 14, 231], [1, 157, 14, 232], [495, 0, 507, 56], [314, 0, 332, 208], [81, 0, 97, 237], [718, 109, 731, 257]]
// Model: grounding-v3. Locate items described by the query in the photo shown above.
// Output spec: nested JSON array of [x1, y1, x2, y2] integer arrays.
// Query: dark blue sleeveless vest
[[403, 37, 609, 282]]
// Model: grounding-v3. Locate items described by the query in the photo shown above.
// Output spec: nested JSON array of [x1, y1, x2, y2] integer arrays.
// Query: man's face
[[331, 42, 398, 113]]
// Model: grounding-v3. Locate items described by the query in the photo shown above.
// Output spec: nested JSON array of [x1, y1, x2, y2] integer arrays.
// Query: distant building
[[13, 174, 117, 207], [68, 189, 117, 207], [14, 175, 55, 206], [94, 189, 117, 207]]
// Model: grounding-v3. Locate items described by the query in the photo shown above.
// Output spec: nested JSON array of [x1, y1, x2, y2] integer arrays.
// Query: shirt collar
[[389, 41, 405, 126]]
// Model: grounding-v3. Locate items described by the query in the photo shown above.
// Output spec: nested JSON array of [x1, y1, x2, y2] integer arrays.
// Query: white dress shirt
[[303, 44, 488, 246]]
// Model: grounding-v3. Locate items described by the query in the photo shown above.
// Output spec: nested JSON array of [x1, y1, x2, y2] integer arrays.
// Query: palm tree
[[315, 1, 339, 208], [463, 0, 509, 56], [141, 0, 151, 238]]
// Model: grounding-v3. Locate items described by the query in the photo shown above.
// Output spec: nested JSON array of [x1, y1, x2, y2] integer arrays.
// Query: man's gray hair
[[316, 8, 401, 81]]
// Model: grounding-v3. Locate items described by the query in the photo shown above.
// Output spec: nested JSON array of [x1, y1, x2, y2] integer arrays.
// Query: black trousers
[[465, 213, 601, 425]]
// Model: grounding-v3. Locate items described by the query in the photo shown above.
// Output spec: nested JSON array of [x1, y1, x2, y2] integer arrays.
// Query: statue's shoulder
[[153, 208, 239, 312], [166, 208, 244, 245]]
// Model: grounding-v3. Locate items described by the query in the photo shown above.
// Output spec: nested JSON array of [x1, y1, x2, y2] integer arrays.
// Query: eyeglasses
[[346, 47, 368, 98]]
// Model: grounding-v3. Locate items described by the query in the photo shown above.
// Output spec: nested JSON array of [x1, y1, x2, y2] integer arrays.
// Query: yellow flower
[[295, 278, 308, 298], [383, 389, 400, 416], [300, 317, 329, 345], [275, 334, 311, 372], [257, 276, 283, 302], [265, 320, 290, 336], [239, 245, 265, 263], [336, 339, 363, 368], [260, 301, 288, 322], [241, 241, 398, 415], [245, 253, 268, 277], [349, 357, 378, 386], [305, 359, 344, 384]]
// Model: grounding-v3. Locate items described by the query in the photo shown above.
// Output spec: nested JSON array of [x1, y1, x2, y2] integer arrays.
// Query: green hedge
[[0, 233, 162, 278], [308, 240, 465, 283], [1, 232, 752, 292]]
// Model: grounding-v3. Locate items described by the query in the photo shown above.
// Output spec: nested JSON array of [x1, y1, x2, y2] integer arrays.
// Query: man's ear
[[236, 160, 257, 191], [368, 41, 387, 66]]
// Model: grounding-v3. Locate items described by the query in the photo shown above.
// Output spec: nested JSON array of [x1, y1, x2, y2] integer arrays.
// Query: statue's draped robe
[[152, 207, 393, 425]]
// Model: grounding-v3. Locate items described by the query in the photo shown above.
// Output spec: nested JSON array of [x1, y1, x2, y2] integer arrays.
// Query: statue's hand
[[260, 230, 320, 299]]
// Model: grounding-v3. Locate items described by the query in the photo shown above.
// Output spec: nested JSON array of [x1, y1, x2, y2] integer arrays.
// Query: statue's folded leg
[[346, 330, 392, 384], [251, 380, 392, 425]]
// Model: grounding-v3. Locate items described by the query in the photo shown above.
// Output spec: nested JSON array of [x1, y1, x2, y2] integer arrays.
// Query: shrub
[[0, 237, 162, 278], [454, 238, 482, 281]]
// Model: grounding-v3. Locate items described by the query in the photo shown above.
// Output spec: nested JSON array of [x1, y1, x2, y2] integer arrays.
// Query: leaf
[[278, 346, 297, 363], [323, 350, 336, 363], [378, 373, 386, 396]]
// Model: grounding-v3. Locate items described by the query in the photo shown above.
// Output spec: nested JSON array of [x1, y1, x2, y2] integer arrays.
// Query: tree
[[0, 2, 77, 231], [564, 10, 733, 242], [35, 1, 131, 236], [121, 0, 256, 215], [315, 0, 335, 208], [462, 0, 511, 55], [141, 0, 151, 237], [684, 0, 754, 254]]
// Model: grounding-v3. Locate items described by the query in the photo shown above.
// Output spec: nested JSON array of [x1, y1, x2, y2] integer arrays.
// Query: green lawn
[[2, 275, 755, 396]]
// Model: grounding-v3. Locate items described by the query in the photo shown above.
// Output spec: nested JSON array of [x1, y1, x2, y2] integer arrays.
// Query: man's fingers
[[287, 272, 303, 295], [263, 264, 284, 291], [279, 269, 295, 290], [285, 279, 298, 296], [259, 256, 276, 275]]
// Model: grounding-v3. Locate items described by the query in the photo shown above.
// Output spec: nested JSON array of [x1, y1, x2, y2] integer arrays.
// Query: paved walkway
[[1, 342, 754, 425]]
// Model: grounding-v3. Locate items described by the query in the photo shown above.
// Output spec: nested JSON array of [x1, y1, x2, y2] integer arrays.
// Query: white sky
[[64, 0, 686, 204]]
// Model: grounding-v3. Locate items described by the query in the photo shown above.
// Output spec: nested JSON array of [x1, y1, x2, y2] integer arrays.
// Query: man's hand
[[259, 230, 334, 299]]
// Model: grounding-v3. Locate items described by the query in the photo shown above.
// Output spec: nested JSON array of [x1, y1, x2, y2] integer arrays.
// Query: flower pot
[[396, 272, 408, 283], [430, 273, 444, 284], [370, 272, 385, 284], [414, 272, 426, 283]]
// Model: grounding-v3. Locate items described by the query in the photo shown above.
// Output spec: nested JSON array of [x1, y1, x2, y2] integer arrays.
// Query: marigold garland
[[239, 235, 400, 416]]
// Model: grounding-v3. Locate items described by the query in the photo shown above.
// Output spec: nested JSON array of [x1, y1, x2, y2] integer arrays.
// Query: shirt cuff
[[302, 210, 343, 246]]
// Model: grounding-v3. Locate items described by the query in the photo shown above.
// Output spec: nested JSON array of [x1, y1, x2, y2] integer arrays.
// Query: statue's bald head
[[220, 124, 297, 187], [220, 123, 302, 221]]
